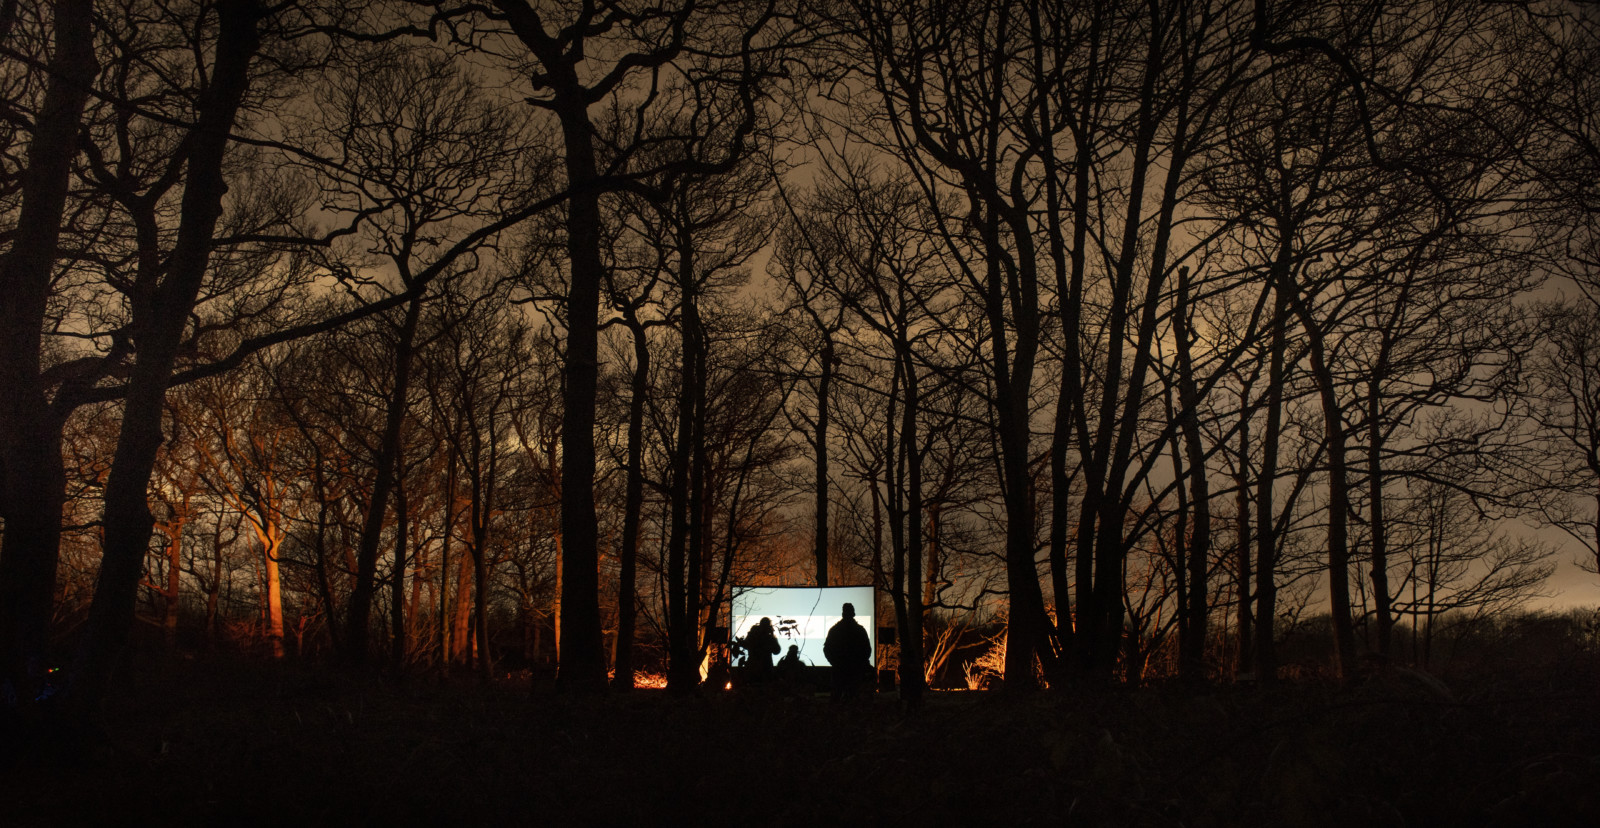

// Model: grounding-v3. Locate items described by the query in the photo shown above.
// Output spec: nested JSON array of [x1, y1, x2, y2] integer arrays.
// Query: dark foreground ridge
[[4, 652, 1599, 827]]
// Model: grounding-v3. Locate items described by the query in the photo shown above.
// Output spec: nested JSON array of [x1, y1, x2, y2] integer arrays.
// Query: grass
[[4, 650, 1599, 826]]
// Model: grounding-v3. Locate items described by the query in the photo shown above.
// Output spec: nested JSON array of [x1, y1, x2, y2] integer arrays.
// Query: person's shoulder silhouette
[[824, 603, 869, 662]]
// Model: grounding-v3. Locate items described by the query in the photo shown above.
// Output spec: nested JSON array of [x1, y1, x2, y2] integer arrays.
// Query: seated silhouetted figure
[[741, 617, 780, 684], [824, 603, 871, 700], [776, 644, 804, 685]]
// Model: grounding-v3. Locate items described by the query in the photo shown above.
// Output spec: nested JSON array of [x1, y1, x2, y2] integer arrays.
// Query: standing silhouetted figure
[[741, 617, 780, 684], [824, 603, 871, 700]]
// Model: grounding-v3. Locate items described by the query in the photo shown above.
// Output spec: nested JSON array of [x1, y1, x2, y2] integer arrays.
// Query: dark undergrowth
[[4, 650, 1598, 827]]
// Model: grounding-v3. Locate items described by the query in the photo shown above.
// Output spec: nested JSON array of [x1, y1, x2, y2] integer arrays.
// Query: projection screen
[[729, 585, 877, 667]]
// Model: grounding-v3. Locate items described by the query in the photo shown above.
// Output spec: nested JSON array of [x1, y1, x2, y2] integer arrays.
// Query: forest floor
[[4, 649, 1599, 827]]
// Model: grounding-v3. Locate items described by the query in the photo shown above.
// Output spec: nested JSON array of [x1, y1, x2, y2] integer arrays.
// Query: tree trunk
[[1040, 2, 1096, 671], [666, 325, 693, 688], [1233, 416, 1254, 678], [205, 515, 227, 646], [0, 0, 96, 700], [886, 359, 905, 688], [0, 424, 68, 690], [347, 293, 423, 664], [550, 534, 561, 666], [1366, 378, 1394, 657], [1092, 107, 1188, 680], [667, 209, 705, 692], [440, 453, 457, 670], [262, 524, 285, 659], [687, 295, 710, 685], [977, 209, 1048, 691], [1299, 318, 1358, 679], [71, 0, 262, 705], [900, 350, 926, 704], [554, 112, 607, 692], [451, 543, 474, 666], [924, 506, 942, 610], [612, 315, 649, 690], [1174, 267, 1211, 683], [1169, 423, 1193, 677], [408, 525, 426, 661], [1275, 250, 1358, 677], [160, 499, 188, 649], [473, 534, 491, 684], [475, 411, 501, 685], [391, 471, 409, 671], [868, 468, 885, 590], [1255, 285, 1289, 683], [815, 337, 833, 588]]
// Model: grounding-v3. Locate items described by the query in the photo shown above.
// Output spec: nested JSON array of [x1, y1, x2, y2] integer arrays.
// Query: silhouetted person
[[824, 603, 871, 700], [741, 617, 780, 684], [776, 644, 804, 685]]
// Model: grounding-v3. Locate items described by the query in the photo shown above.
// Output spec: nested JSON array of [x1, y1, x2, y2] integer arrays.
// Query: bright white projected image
[[729, 585, 876, 667]]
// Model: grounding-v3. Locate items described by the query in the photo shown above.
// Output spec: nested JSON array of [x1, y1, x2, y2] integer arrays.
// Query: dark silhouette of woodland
[[3, 0, 1600, 821]]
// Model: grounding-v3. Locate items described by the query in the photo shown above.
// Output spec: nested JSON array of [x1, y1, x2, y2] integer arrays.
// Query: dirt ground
[[5, 653, 1599, 827]]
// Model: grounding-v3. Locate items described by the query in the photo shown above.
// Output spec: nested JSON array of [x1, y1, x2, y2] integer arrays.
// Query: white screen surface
[[729, 585, 876, 667]]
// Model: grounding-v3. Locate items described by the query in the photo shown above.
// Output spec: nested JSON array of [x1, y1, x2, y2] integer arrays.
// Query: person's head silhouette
[[842, 603, 855, 618]]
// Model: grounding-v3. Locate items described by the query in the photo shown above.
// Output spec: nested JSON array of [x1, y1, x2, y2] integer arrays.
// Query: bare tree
[[422, 280, 536, 682], [184, 364, 307, 659], [283, 43, 542, 665], [1526, 300, 1600, 577], [1386, 476, 1555, 668], [448, 0, 795, 691]]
